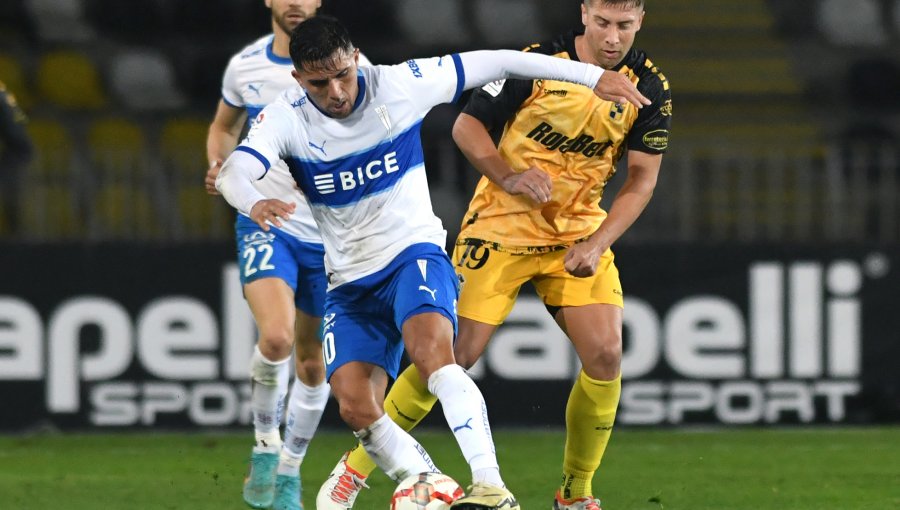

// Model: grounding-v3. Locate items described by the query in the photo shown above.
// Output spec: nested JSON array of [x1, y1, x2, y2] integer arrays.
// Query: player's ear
[[291, 69, 303, 86], [265, 0, 273, 9], [581, 1, 588, 27]]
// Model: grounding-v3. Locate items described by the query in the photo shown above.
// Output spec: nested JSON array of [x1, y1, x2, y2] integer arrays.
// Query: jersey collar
[[266, 36, 293, 65], [306, 70, 367, 118]]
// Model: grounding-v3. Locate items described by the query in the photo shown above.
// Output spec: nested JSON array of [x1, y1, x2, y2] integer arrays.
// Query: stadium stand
[[24, 0, 94, 43], [36, 50, 106, 110], [816, 0, 889, 46], [108, 49, 185, 111], [472, 0, 545, 47], [0, 52, 31, 109], [396, 0, 472, 48], [160, 117, 232, 239], [20, 118, 83, 239], [86, 117, 163, 239], [0, 0, 894, 242]]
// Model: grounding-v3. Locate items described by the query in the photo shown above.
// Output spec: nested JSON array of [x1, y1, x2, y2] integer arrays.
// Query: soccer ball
[[390, 472, 465, 510]]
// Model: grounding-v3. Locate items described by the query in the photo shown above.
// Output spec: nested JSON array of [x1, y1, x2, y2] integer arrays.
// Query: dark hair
[[584, 0, 645, 9], [289, 15, 355, 71]]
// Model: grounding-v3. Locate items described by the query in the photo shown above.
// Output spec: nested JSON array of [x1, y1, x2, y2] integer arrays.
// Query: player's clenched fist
[[592, 71, 650, 108], [250, 198, 296, 231], [564, 241, 603, 278]]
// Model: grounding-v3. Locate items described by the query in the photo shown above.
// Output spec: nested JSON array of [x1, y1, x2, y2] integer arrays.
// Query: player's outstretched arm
[[216, 149, 295, 231], [458, 50, 649, 108], [452, 113, 551, 204]]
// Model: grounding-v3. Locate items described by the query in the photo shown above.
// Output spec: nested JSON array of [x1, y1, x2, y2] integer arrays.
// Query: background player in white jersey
[[205, 2, 369, 509], [216, 15, 647, 510]]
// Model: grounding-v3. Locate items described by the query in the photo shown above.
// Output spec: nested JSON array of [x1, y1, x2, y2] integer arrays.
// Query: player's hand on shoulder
[[205, 160, 222, 196], [593, 71, 651, 109], [501, 166, 552, 204], [250, 199, 296, 231], [564, 241, 602, 278]]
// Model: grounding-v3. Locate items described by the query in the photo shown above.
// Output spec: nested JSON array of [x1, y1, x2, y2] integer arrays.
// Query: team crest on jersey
[[660, 99, 672, 116], [609, 102, 625, 120]]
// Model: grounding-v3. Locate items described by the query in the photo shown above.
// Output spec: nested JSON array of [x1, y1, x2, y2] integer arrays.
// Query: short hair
[[289, 15, 355, 71], [584, 0, 645, 9]]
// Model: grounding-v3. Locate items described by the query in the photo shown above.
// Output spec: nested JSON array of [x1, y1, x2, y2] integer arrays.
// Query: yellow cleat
[[450, 482, 520, 510]]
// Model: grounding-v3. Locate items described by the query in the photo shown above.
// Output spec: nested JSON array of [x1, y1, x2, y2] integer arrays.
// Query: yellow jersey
[[458, 30, 672, 249]]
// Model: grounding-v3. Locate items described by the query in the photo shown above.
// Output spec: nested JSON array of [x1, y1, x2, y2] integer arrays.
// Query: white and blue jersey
[[232, 55, 466, 379], [222, 34, 372, 243], [234, 55, 465, 288], [222, 34, 371, 315]]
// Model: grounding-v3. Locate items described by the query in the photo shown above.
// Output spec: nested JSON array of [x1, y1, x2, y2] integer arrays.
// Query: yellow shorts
[[451, 239, 623, 326]]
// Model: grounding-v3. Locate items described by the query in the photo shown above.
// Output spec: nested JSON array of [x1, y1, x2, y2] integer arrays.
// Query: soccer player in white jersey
[[217, 15, 648, 510], [205, 2, 370, 509]]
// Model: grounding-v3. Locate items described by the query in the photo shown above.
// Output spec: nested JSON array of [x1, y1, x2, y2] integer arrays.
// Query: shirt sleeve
[[461, 78, 534, 132], [392, 55, 467, 117], [626, 74, 672, 154], [221, 57, 244, 108], [234, 102, 297, 174]]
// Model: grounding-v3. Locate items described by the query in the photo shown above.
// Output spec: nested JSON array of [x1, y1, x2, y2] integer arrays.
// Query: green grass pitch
[[2, 427, 898, 509]]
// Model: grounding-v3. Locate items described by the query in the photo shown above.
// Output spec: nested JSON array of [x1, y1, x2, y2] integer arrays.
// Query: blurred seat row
[[0, 48, 211, 111], [6, 116, 232, 240]]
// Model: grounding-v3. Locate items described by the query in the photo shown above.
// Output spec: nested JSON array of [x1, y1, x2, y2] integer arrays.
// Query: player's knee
[[295, 356, 325, 385], [406, 336, 454, 376], [581, 330, 622, 380], [338, 399, 382, 431], [453, 348, 478, 370], [257, 328, 293, 360], [250, 346, 290, 386]]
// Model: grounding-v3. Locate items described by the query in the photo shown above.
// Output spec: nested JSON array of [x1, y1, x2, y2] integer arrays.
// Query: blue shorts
[[235, 214, 327, 317], [322, 243, 459, 381]]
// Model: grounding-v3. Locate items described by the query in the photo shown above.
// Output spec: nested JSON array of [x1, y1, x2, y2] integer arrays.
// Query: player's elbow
[[214, 161, 230, 193], [451, 116, 468, 146], [451, 113, 483, 149]]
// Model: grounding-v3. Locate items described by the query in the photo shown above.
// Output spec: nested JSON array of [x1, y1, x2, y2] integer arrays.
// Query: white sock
[[354, 414, 439, 482], [254, 429, 282, 451], [282, 379, 329, 459], [277, 449, 301, 476], [250, 346, 290, 445], [428, 364, 504, 486]]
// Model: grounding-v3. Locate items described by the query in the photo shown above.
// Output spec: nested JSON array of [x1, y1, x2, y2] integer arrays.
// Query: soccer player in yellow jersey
[[317, 1, 670, 509]]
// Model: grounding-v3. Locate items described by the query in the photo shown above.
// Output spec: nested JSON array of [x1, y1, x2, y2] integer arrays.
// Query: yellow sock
[[560, 370, 621, 500], [345, 364, 438, 477]]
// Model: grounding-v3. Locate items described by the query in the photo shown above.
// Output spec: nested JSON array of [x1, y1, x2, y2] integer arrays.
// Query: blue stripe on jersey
[[451, 53, 465, 103], [265, 39, 293, 65], [285, 121, 424, 208], [235, 146, 271, 173]]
